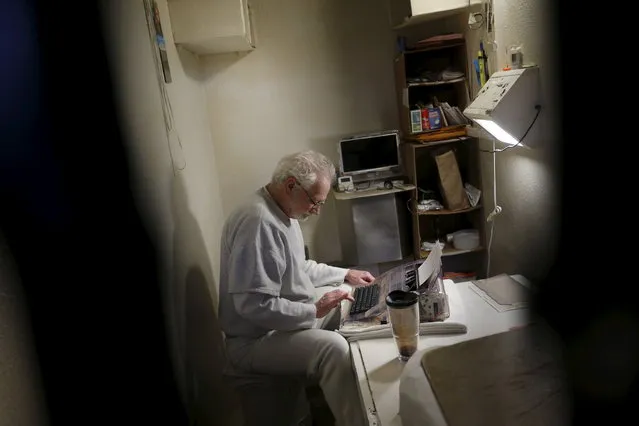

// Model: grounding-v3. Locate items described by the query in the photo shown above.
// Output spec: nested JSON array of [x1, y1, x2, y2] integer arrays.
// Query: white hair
[[271, 150, 336, 189]]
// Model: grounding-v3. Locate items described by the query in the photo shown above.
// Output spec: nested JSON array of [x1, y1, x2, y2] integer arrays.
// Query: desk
[[333, 184, 416, 201], [349, 276, 532, 426], [333, 184, 415, 266]]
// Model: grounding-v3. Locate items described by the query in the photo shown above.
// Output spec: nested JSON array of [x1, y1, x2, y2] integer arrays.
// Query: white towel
[[338, 279, 468, 342]]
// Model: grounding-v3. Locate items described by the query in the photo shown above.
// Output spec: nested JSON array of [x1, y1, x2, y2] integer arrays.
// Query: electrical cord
[[406, 198, 414, 215], [143, 0, 186, 175], [485, 137, 500, 277], [481, 105, 541, 276]]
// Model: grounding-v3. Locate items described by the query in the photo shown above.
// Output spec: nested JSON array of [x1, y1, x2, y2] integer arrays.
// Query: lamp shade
[[464, 66, 540, 147]]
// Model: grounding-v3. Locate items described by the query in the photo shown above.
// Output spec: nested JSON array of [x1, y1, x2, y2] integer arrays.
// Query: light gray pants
[[225, 285, 366, 426]]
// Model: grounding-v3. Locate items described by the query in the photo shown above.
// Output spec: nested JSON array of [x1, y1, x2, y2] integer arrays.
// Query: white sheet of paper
[[417, 243, 442, 287]]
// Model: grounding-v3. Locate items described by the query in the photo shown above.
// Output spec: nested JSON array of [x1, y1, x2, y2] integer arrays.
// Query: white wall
[[201, 0, 399, 263], [469, 0, 560, 282], [99, 1, 242, 424]]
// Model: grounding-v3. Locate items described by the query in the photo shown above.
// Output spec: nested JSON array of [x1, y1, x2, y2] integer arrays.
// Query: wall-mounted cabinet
[[167, 0, 255, 55], [388, 0, 482, 29]]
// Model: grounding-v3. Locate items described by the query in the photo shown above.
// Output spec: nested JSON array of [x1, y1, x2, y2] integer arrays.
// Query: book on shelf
[[439, 101, 472, 126]]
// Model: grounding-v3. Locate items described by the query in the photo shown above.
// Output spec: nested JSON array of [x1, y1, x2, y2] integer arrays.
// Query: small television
[[337, 130, 403, 183]]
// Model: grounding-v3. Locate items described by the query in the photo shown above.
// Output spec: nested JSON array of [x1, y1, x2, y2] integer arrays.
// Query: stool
[[223, 370, 312, 426]]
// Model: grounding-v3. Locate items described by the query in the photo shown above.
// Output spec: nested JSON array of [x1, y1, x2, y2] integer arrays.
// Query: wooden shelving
[[402, 41, 466, 54], [394, 34, 487, 278], [407, 77, 466, 88], [416, 204, 481, 216], [420, 246, 484, 259]]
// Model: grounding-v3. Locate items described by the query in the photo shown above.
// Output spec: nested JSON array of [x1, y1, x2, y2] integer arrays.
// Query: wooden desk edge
[[351, 341, 382, 425]]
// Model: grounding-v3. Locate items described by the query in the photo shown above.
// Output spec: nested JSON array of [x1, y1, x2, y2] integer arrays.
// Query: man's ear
[[285, 176, 296, 192]]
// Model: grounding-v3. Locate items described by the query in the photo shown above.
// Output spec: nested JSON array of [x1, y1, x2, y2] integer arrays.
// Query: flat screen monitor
[[337, 131, 402, 183]]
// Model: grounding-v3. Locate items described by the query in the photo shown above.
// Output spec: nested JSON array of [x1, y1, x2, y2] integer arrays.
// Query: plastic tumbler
[[385, 290, 420, 362]]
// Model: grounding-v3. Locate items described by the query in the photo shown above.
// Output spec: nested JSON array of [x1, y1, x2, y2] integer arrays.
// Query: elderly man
[[219, 150, 374, 426]]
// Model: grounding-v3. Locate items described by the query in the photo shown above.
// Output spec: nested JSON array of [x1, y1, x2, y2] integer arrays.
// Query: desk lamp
[[463, 66, 541, 148]]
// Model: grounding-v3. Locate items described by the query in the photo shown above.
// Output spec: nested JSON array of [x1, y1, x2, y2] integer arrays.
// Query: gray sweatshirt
[[218, 186, 348, 339]]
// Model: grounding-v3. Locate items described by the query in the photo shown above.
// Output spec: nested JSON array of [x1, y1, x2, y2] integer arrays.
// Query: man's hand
[[345, 269, 375, 287], [315, 289, 354, 318]]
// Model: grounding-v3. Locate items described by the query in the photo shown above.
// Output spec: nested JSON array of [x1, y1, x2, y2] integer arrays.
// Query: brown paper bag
[[434, 149, 470, 211]]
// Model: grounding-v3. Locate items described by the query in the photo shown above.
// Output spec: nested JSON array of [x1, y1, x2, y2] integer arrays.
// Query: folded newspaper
[[337, 245, 467, 341]]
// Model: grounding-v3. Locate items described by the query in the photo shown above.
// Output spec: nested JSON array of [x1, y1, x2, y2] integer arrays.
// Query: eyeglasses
[[295, 181, 325, 210]]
